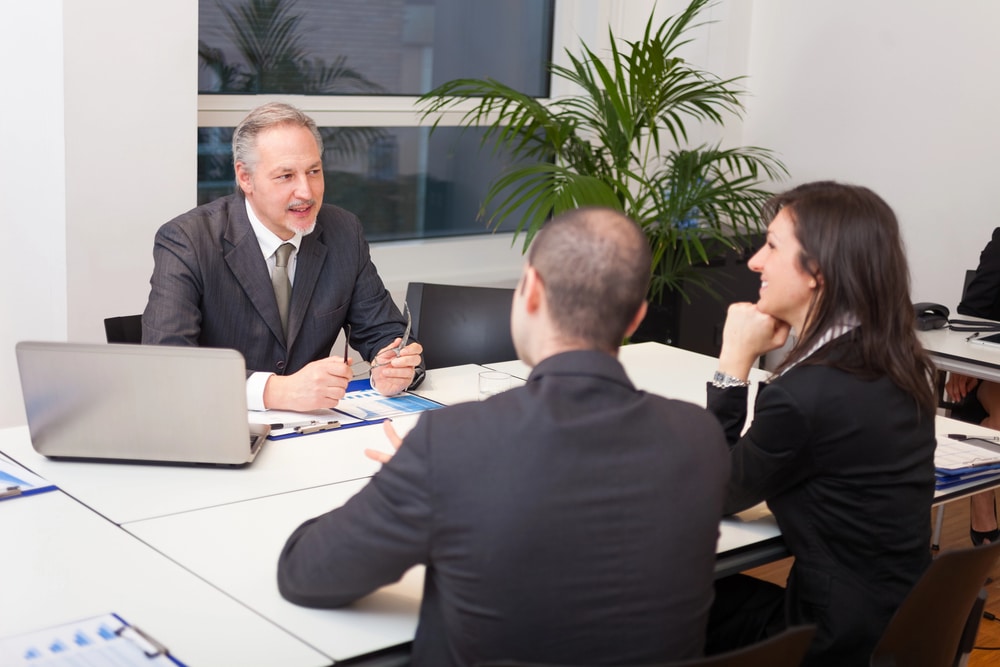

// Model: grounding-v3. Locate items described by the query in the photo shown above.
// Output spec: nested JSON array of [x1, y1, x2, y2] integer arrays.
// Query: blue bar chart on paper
[[335, 389, 443, 421], [0, 613, 186, 666]]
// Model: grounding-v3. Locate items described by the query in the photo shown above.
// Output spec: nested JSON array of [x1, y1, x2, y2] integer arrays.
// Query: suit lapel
[[288, 228, 327, 347], [223, 202, 286, 344]]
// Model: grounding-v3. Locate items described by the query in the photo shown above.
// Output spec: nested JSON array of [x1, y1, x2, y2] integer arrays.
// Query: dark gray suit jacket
[[143, 192, 408, 376], [707, 334, 935, 667], [278, 350, 731, 667], [958, 227, 1000, 320]]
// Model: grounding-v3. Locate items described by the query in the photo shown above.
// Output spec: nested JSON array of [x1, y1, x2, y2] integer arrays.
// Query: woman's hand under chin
[[717, 302, 791, 380]]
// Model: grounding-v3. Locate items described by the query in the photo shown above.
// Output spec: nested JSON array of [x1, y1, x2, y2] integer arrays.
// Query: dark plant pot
[[631, 236, 762, 357]]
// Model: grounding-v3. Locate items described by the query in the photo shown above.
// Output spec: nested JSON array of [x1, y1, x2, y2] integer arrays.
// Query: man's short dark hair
[[527, 207, 651, 350]]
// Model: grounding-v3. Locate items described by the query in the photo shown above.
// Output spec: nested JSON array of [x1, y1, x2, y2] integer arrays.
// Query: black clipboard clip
[[294, 421, 341, 435], [116, 623, 171, 659]]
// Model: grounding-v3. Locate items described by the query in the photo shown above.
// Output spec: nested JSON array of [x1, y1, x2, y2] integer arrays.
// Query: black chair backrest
[[405, 282, 516, 369], [870, 539, 1000, 667], [476, 624, 817, 667], [962, 268, 977, 303], [104, 314, 143, 344]]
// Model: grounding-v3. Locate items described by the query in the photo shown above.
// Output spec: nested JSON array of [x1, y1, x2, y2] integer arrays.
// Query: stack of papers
[[935, 436, 1000, 489]]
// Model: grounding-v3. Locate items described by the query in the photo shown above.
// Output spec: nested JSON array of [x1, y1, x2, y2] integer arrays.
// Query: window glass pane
[[198, 126, 531, 241], [199, 0, 554, 96]]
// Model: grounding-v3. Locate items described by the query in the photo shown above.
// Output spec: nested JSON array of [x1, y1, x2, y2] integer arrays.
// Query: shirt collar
[[244, 198, 302, 259], [779, 314, 860, 376]]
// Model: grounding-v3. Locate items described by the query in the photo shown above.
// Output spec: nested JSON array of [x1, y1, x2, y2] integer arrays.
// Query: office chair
[[405, 282, 517, 369], [869, 539, 1000, 667], [103, 314, 143, 344], [476, 624, 816, 667]]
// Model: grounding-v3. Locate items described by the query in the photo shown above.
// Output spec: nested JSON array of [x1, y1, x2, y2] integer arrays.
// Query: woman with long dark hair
[[705, 181, 937, 666]]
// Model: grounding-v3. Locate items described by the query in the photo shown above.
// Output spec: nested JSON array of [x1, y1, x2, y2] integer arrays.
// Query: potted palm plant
[[417, 0, 787, 317]]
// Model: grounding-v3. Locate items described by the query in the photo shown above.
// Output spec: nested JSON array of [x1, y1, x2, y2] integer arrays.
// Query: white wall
[[0, 1, 66, 428], [3, 0, 994, 427], [742, 0, 1000, 307]]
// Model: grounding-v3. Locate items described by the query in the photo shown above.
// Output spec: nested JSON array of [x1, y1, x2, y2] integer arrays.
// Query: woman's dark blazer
[[707, 335, 936, 666]]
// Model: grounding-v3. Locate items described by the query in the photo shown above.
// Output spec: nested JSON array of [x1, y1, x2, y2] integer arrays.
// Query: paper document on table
[[334, 388, 443, 421], [0, 612, 186, 666], [935, 435, 1000, 473], [0, 457, 56, 501]]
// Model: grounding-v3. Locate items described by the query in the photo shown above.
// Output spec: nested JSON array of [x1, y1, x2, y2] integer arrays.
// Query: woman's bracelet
[[712, 371, 750, 388]]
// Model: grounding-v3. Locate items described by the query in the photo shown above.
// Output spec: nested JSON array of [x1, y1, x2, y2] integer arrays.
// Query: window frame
[[195, 2, 616, 228]]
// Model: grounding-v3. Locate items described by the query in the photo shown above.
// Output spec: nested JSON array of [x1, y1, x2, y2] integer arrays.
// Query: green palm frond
[[417, 0, 788, 301]]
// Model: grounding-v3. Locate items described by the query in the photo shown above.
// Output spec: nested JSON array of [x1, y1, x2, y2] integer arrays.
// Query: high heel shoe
[[971, 498, 1000, 546]]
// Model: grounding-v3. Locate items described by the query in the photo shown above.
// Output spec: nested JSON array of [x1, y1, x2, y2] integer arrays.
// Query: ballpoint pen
[[343, 323, 351, 363], [268, 420, 318, 430], [295, 421, 341, 434]]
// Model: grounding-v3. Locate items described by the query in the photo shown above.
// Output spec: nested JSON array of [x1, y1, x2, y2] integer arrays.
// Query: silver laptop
[[15, 341, 269, 466]]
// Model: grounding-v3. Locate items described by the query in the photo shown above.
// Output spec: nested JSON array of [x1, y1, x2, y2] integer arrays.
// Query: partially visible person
[[945, 227, 1000, 545], [143, 102, 423, 412], [276, 207, 731, 667], [703, 182, 937, 666]]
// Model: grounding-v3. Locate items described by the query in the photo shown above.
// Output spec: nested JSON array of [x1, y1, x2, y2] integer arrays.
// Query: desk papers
[[935, 435, 1000, 489]]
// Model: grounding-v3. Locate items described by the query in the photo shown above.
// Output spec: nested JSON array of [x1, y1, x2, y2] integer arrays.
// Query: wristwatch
[[712, 371, 750, 388]]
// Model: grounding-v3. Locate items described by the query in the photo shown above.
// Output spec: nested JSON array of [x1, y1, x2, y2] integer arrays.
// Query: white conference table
[[1, 343, 786, 665], [9, 341, 997, 665], [918, 318, 1000, 382], [0, 461, 328, 667]]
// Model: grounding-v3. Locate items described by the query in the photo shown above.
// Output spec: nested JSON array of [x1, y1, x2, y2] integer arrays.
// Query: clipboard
[[0, 612, 187, 666], [255, 379, 443, 441], [0, 457, 56, 501]]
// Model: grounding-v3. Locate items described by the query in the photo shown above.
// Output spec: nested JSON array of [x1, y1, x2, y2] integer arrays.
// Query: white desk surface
[[0, 343, 786, 665], [918, 322, 1000, 382], [0, 487, 327, 667], [0, 423, 382, 525], [124, 479, 424, 663], [486, 341, 770, 407], [122, 478, 781, 663], [0, 364, 480, 525]]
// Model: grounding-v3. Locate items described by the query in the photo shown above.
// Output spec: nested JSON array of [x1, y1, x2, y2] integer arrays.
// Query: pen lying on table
[[268, 420, 319, 430], [294, 421, 341, 434]]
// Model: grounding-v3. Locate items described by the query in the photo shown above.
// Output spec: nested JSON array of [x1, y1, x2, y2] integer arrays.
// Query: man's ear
[[235, 162, 252, 195], [522, 266, 544, 314], [623, 301, 649, 338]]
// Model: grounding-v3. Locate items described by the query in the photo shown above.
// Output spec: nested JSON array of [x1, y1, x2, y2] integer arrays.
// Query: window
[[198, 0, 555, 241]]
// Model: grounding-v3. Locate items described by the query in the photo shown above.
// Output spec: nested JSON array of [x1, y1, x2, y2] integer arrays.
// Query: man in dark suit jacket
[[276, 207, 731, 667], [143, 102, 423, 412], [946, 227, 1000, 544]]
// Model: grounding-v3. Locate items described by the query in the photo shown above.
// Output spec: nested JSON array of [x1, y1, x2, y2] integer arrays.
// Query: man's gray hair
[[232, 102, 324, 176]]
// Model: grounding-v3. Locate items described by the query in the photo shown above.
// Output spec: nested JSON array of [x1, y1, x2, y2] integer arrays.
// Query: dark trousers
[[705, 573, 787, 655]]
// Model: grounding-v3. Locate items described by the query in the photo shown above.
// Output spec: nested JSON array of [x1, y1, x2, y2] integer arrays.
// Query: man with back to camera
[[276, 207, 732, 666], [142, 102, 423, 412]]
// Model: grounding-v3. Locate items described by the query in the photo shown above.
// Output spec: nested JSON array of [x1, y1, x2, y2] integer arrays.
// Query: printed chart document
[[334, 388, 443, 421], [0, 613, 186, 666], [0, 457, 55, 501]]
